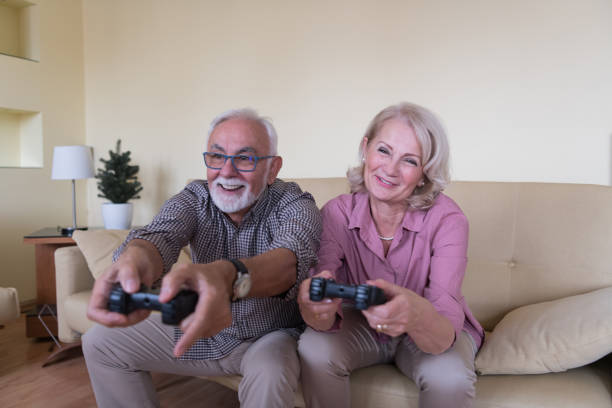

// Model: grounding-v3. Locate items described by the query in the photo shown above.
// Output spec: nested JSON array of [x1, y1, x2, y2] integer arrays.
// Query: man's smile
[[219, 183, 245, 192]]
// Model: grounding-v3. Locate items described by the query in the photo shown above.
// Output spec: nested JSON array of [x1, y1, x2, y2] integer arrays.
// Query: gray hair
[[206, 108, 278, 155], [347, 102, 450, 210]]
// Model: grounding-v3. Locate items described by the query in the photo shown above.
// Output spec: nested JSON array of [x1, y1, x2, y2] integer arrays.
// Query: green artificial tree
[[96, 139, 143, 203]]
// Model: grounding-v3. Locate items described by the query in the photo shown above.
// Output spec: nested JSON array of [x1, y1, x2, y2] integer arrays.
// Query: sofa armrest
[[0, 287, 20, 325], [55, 245, 95, 343]]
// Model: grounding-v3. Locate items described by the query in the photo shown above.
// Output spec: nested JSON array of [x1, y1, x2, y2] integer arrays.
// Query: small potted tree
[[96, 139, 143, 229]]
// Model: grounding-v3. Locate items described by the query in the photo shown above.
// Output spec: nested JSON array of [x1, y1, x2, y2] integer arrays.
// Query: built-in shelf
[[0, 107, 43, 168], [0, 0, 39, 62]]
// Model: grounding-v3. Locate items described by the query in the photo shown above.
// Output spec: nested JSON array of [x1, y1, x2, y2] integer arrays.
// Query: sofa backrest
[[288, 178, 612, 331]]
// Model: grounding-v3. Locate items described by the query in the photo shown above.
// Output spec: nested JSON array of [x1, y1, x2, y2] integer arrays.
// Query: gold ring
[[376, 324, 383, 332]]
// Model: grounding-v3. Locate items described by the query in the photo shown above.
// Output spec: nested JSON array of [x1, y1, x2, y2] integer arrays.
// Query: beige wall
[[0, 0, 85, 302], [83, 0, 612, 229], [2, 0, 612, 301]]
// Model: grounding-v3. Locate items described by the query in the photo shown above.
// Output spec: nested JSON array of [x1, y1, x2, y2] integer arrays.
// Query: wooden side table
[[23, 228, 76, 338]]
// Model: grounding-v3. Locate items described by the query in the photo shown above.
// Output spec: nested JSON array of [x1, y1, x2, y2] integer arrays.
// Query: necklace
[[378, 235, 394, 241]]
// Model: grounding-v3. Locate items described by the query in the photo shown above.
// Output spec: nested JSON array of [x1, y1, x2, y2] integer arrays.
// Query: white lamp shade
[[51, 145, 95, 180]]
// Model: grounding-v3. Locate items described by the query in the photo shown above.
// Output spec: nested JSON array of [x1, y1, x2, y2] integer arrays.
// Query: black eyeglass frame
[[203, 152, 276, 172]]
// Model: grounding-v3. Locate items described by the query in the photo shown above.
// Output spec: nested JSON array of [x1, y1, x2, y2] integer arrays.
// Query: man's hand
[[86, 239, 162, 327], [159, 260, 235, 357], [297, 270, 342, 331]]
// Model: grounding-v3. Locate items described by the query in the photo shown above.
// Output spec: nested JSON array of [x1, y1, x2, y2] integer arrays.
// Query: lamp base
[[60, 226, 88, 236]]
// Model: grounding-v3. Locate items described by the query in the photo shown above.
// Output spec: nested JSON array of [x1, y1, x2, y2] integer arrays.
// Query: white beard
[[210, 176, 260, 214]]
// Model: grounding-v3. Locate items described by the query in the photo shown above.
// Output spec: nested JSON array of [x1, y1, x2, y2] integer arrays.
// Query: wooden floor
[[0, 315, 240, 408]]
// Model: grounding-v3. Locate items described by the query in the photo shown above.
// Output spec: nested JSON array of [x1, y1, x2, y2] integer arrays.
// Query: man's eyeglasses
[[203, 152, 276, 172]]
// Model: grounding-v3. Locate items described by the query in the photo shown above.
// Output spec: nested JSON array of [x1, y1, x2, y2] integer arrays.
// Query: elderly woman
[[297, 102, 484, 408]]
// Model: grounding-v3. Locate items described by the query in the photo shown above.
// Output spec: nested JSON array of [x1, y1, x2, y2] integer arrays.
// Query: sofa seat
[[201, 357, 612, 408], [472, 358, 612, 408], [351, 361, 612, 408]]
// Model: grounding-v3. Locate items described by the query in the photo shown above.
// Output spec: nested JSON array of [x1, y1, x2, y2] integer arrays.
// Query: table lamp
[[51, 145, 95, 236]]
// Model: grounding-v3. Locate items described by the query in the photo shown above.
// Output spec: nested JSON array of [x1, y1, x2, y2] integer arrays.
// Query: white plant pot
[[101, 202, 133, 230]]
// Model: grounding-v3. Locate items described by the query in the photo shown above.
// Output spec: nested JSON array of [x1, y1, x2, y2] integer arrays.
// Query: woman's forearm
[[407, 298, 455, 354]]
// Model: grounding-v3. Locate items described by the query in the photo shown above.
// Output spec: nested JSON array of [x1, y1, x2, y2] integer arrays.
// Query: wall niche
[[0, 107, 42, 168], [0, 0, 39, 61]]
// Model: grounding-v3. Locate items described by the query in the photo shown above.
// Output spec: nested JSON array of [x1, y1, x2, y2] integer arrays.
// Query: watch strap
[[229, 258, 249, 300], [229, 258, 248, 276]]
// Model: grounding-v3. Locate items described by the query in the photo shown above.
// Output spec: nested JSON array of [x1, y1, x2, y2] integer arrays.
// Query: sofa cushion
[[202, 359, 612, 408], [474, 358, 612, 408], [475, 286, 612, 375], [72, 230, 130, 279], [72, 229, 192, 279], [352, 362, 612, 408]]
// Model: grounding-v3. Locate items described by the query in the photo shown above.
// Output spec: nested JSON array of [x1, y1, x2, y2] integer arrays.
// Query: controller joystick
[[107, 284, 198, 325], [309, 278, 386, 310]]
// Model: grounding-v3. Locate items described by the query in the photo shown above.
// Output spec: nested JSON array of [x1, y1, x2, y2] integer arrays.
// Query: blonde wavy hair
[[347, 102, 450, 210]]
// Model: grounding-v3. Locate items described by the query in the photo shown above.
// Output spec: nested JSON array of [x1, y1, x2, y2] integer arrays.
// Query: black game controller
[[309, 278, 387, 310], [107, 284, 198, 325]]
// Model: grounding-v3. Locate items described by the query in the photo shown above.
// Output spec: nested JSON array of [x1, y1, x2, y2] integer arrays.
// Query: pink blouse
[[312, 192, 484, 349]]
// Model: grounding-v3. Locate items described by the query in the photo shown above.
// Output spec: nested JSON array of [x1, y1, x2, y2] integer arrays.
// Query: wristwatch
[[229, 259, 251, 301]]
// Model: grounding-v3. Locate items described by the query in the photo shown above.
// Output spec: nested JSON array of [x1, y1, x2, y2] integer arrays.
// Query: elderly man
[[83, 109, 322, 408]]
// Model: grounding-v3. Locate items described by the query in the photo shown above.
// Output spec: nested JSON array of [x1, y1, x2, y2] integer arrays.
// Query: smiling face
[[206, 117, 281, 223], [362, 117, 424, 208]]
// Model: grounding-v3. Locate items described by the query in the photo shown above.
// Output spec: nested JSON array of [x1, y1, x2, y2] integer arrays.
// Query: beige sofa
[[55, 179, 612, 407]]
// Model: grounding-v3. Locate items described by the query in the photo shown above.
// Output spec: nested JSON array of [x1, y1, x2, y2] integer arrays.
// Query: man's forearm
[[242, 248, 297, 297]]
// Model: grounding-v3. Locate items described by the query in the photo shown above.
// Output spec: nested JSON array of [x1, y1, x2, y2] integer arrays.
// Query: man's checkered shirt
[[114, 179, 322, 360]]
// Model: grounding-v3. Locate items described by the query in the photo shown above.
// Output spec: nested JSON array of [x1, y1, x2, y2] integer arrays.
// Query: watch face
[[234, 274, 252, 298]]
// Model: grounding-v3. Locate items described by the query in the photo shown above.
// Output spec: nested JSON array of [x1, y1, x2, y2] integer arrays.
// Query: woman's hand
[[361, 279, 423, 337], [362, 279, 455, 354], [297, 270, 342, 331]]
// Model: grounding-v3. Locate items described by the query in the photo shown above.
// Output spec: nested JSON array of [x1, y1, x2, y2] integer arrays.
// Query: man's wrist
[[123, 239, 163, 282], [228, 259, 251, 300], [220, 260, 237, 300]]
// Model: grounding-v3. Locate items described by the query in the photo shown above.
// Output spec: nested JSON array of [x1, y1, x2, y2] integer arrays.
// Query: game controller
[[309, 278, 387, 310], [107, 284, 198, 325]]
